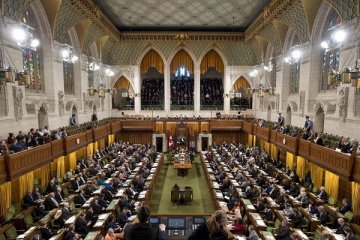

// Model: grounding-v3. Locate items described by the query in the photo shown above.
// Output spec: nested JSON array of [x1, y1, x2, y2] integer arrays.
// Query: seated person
[[106, 214, 122, 233], [44, 192, 59, 211], [64, 224, 76, 240], [74, 190, 87, 206], [339, 198, 352, 214], [39, 222, 55, 239], [75, 213, 91, 235], [61, 202, 73, 220], [289, 210, 303, 229], [32, 187, 43, 200], [229, 202, 242, 223], [92, 198, 105, 215], [32, 203, 48, 219], [317, 186, 329, 202], [296, 191, 309, 208], [118, 206, 131, 227], [23, 191, 36, 208], [275, 221, 291, 240], [105, 228, 122, 240], [343, 226, 356, 240], [53, 209, 65, 229], [246, 225, 259, 240], [308, 203, 320, 216], [336, 218, 350, 235]]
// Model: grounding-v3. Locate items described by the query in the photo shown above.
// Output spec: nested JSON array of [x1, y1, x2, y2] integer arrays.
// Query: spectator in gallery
[[278, 113, 284, 126], [304, 116, 313, 132], [70, 114, 77, 126]]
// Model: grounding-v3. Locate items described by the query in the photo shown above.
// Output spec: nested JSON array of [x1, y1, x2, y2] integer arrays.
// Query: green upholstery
[[328, 197, 337, 205], [5, 226, 17, 239], [5, 206, 15, 221], [344, 211, 353, 222], [0, 234, 6, 240], [24, 214, 34, 228], [314, 229, 322, 240], [312, 186, 318, 193], [57, 177, 63, 185]]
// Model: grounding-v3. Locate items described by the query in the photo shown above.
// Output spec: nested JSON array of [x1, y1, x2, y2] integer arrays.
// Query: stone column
[[164, 62, 171, 113], [194, 62, 200, 115]]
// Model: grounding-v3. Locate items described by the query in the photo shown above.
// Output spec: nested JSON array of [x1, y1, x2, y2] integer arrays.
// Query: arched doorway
[[286, 106, 292, 126], [38, 105, 48, 129], [230, 76, 252, 110], [112, 76, 134, 110], [267, 105, 271, 121], [170, 50, 194, 110], [200, 50, 224, 110], [140, 50, 164, 110], [314, 105, 325, 133]]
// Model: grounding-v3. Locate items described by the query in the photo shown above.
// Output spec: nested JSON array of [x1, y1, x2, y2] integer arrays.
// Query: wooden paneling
[[118, 131, 152, 144], [155, 122, 164, 133], [51, 139, 65, 158], [200, 122, 209, 133], [255, 126, 270, 142], [242, 121, 254, 134], [212, 131, 243, 144], [6, 144, 52, 180], [298, 139, 310, 159], [209, 120, 242, 131], [86, 129, 94, 143], [121, 120, 154, 131], [0, 155, 7, 183], [270, 130, 277, 143], [309, 144, 354, 180], [110, 121, 121, 134], [352, 156, 360, 182], [275, 133, 299, 155], [64, 132, 87, 155], [94, 124, 111, 141]]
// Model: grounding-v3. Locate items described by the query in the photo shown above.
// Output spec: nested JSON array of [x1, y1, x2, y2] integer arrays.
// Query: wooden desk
[[240, 199, 256, 213], [260, 231, 276, 240], [106, 199, 119, 213], [265, 197, 280, 210], [307, 193, 325, 206], [291, 228, 309, 240], [16, 226, 37, 240], [274, 210, 294, 228], [173, 162, 192, 176], [324, 205, 345, 219], [84, 231, 101, 240], [298, 207, 320, 232], [249, 213, 267, 231], [39, 209, 57, 225], [318, 226, 345, 240], [49, 229, 66, 240], [93, 213, 110, 230]]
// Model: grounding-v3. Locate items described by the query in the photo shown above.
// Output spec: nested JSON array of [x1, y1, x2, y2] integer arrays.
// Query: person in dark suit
[[54, 187, 65, 203], [118, 207, 131, 227], [46, 178, 57, 193], [275, 189, 287, 209], [339, 199, 352, 214], [74, 190, 87, 206], [275, 221, 291, 240], [344, 226, 356, 240], [317, 186, 328, 202], [318, 206, 329, 225], [64, 225, 76, 240], [92, 198, 104, 215], [72, 177, 82, 191], [23, 191, 36, 208], [85, 207, 96, 226], [336, 218, 350, 235], [315, 133, 324, 146], [53, 210, 65, 229], [124, 205, 167, 240], [290, 210, 303, 228], [44, 193, 59, 211], [75, 213, 90, 235], [61, 203, 72, 220], [268, 184, 280, 199], [32, 187, 43, 200], [39, 222, 54, 239]]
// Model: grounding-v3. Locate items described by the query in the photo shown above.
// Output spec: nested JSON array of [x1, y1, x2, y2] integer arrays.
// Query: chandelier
[[321, 28, 347, 51], [61, 44, 78, 63], [87, 58, 116, 97], [11, 23, 40, 50], [284, 46, 302, 65]]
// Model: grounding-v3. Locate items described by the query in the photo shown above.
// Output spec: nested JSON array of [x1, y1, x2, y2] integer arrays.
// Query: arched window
[[21, 9, 43, 91], [290, 62, 300, 93], [63, 34, 75, 95], [321, 9, 341, 91]]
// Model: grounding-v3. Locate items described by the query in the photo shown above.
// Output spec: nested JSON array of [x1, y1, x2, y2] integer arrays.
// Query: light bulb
[[30, 39, 40, 48], [291, 48, 302, 60], [12, 27, 27, 43], [320, 41, 329, 49], [62, 49, 70, 59], [94, 64, 100, 71], [284, 57, 290, 63], [71, 55, 78, 62], [332, 29, 346, 43]]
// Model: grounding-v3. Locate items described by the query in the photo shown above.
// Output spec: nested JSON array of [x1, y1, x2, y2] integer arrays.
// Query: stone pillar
[[197, 133, 212, 152], [194, 62, 200, 115], [134, 66, 141, 113], [164, 62, 171, 113]]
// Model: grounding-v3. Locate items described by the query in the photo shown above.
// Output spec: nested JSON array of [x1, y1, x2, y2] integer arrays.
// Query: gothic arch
[[168, 46, 196, 69], [137, 46, 167, 66], [198, 46, 228, 67], [230, 74, 254, 89], [111, 76, 134, 91]]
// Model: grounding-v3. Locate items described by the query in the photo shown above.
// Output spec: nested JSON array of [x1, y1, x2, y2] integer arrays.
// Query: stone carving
[[275, 94, 280, 111], [299, 91, 305, 116], [58, 91, 65, 116], [12, 87, 23, 121], [338, 87, 348, 122]]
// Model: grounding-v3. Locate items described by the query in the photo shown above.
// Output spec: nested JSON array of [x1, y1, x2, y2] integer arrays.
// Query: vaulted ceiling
[[93, 0, 271, 32]]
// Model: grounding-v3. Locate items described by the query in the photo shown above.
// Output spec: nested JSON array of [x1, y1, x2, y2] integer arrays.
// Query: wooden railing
[[5, 144, 53, 180], [270, 130, 277, 144], [354, 156, 360, 182], [64, 132, 88, 155], [110, 121, 121, 134], [86, 129, 94, 143], [242, 121, 254, 134], [308, 144, 354, 180], [254, 126, 270, 142], [275, 132, 299, 155], [0, 155, 6, 183], [209, 120, 242, 131], [94, 124, 111, 141], [51, 139, 65, 159], [298, 139, 311, 159], [121, 120, 154, 131]]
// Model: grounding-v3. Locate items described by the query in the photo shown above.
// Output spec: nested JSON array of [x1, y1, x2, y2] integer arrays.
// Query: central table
[[173, 161, 192, 177]]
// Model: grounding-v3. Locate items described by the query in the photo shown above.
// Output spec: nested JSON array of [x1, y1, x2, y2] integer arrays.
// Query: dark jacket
[[188, 222, 228, 240], [275, 226, 291, 240], [124, 222, 167, 240]]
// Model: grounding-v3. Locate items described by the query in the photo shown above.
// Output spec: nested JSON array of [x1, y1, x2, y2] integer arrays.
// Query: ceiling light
[[332, 29, 346, 43], [29, 39, 40, 48], [62, 49, 70, 59], [61, 44, 78, 63], [320, 41, 329, 49], [291, 48, 302, 60], [12, 27, 27, 43]]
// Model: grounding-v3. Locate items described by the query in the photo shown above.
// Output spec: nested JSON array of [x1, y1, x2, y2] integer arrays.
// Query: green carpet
[[149, 155, 215, 215]]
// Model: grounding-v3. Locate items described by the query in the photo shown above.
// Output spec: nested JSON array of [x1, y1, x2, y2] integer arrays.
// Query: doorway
[[156, 137, 163, 152], [201, 137, 208, 151]]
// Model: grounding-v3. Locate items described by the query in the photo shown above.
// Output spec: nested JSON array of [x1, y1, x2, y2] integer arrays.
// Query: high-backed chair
[[171, 188, 180, 205], [184, 187, 193, 205]]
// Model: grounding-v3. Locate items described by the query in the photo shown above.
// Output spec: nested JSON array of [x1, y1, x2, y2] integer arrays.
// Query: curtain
[[309, 162, 324, 188], [200, 50, 224, 74], [87, 143, 94, 157], [114, 76, 132, 91], [68, 152, 77, 171], [98, 139, 105, 149], [352, 182, 360, 222], [296, 156, 306, 180], [56, 156, 66, 178], [19, 172, 34, 200], [259, 140, 270, 155], [94, 141, 98, 152], [33, 165, 50, 189], [286, 152, 295, 170], [247, 134, 253, 147], [324, 171, 339, 199], [270, 144, 278, 160], [76, 147, 86, 159], [233, 77, 250, 90], [155, 122, 164, 133], [141, 49, 164, 74], [0, 182, 11, 217], [108, 134, 115, 145], [170, 50, 194, 74]]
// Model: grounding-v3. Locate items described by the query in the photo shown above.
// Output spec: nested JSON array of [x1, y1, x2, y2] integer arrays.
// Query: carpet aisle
[[149, 155, 215, 214]]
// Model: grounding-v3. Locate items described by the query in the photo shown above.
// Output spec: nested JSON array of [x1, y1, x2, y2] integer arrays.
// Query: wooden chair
[[171, 189, 180, 205], [184, 187, 193, 205]]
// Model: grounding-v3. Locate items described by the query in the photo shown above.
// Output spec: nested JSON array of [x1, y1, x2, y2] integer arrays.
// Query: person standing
[[304, 116, 313, 132], [278, 113, 285, 127], [70, 114, 77, 126]]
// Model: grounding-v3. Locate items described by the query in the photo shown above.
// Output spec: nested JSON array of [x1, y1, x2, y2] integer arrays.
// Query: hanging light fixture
[[61, 44, 78, 63], [11, 23, 40, 50], [284, 45, 302, 65], [321, 28, 347, 51]]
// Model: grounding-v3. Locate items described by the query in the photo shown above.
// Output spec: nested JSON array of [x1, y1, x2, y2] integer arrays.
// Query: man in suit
[[74, 190, 87, 206], [72, 177, 82, 191], [275, 221, 291, 240], [269, 184, 280, 199], [54, 187, 64, 203], [44, 192, 59, 211], [336, 218, 350, 235], [304, 116, 313, 132], [317, 186, 329, 202], [123, 205, 167, 240], [296, 192, 310, 208], [39, 222, 54, 239], [62, 202, 73, 220], [75, 213, 90, 235], [275, 189, 287, 209], [318, 206, 329, 225], [32, 187, 43, 200], [278, 113, 285, 127], [23, 191, 35, 208], [118, 207, 131, 227], [339, 198, 352, 214]]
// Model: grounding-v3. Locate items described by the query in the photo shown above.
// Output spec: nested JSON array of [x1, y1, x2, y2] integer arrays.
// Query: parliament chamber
[[0, 0, 359, 239]]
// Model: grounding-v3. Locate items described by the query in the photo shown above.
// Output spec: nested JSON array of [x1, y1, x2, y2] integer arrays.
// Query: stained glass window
[[290, 62, 300, 93], [21, 9, 43, 91], [63, 34, 75, 95], [175, 65, 191, 78], [321, 9, 341, 91]]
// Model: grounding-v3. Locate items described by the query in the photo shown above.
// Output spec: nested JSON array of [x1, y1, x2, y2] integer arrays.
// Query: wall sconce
[[284, 45, 302, 65]]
